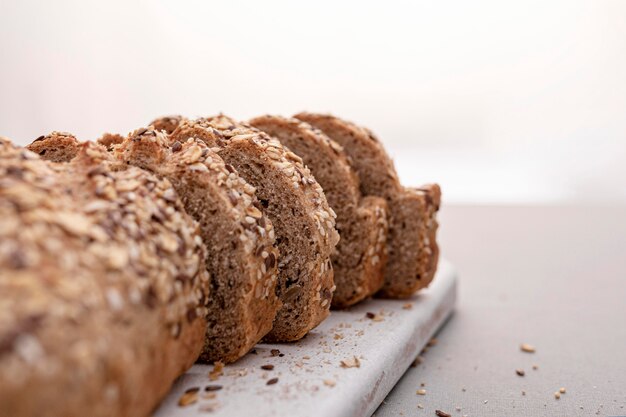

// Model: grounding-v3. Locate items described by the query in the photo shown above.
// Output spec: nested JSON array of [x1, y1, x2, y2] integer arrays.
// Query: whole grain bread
[[294, 113, 441, 297], [150, 115, 186, 135], [26, 131, 80, 162], [0, 139, 209, 417], [249, 115, 388, 308], [171, 115, 339, 341], [112, 128, 280, 363]]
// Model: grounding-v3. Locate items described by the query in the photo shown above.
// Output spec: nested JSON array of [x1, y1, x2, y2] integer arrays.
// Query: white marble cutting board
[[154, 259, 457, 417]]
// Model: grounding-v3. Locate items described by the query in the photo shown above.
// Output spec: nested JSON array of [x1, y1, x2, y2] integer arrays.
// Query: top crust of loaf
[[249, 115, 389, 308], [0, 140, 209, 417], [150, 115, 187, 135], [171, 115, 339, 341], [113, 128, 281, 362], [26, 132, 81, 163], [97, 132, 126, 151], [294, 112, 440, 297]]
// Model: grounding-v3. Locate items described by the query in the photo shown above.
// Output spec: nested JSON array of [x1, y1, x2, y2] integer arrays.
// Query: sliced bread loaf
[[112, 128, 280, 363], [249, 115, 388, 308], [171, 115, 339, 341], [0, 139, 209, 417], [294, 113, 441, 297]]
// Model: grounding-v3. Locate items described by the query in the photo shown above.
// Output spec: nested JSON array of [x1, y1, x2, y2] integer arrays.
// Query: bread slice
[[27, 131, 80, 162], [97, 132, 125, 151], [0, 139, 209, 417], [249, 115, 388, 308], [171, 115, 339, 341], [150, 115, 186, 134], [294, 113, 441, 297], [112, 128, 280, 362]]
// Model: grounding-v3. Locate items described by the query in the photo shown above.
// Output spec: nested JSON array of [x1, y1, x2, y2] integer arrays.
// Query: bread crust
[[171, 115, 339, 341], [26, 131, 80, 162], [0, 139, 209, 417], [294, 113, 441, 297], [249, 115, 388, 308]]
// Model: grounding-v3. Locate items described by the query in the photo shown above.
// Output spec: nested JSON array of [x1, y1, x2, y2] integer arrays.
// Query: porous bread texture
[[97, 132, 125, 151], [294, 113, 441, 297], [249, 115, 388, 308], [171, 115, 339, 342], [149, 115, 186, 135], [0, 139, 209, 417], [113, 128, 280, 363], [26, 132, 80, 162]]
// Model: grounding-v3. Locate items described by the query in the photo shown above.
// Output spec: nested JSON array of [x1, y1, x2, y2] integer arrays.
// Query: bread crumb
[[270, 349, 281, 357], [365, 312, 384, 322], [516, 369, 525, 376], [402, 303, 413, 310], [334, 333, 344, 340], [416, 389, 427, 395], [266, 377, 279, 385], [532, 364, 539, 370], [417, 404, 424, 409], [559, 387, 566, 394], [209, 361, 224, 381], [260, 364, 274, 370], [520, 343, 535, 353], [554, 391, 561, 400], [340, 356, 361, 368], [427, 338, 438, 347], [323, 379, 336, 387], [435, 410, 451, 417], [411, 356, 425, 367]]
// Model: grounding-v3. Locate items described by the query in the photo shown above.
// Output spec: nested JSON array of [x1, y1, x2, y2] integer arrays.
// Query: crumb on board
[[411, 356, 425, 367], [520, 343, 536, 353], [178, 388, 199, 407], [365, 312, 384, 322], [516, 368, 525, 377], [427, 338, 438, 347], [532, 364, 539, 370], [403, 303, 413, 310], [204, 385, 223, 392], [209, 361, 224, 381], [417, 404, 424, 409], [266, 377, 279, 385], [261, 364, 274, 371], [323, 379, 336, 387], [340, 356, 361, 368], [554, 391, 561, 400], [435, 410, 451, 417], [416, 389, 427, 395], [270, 349, 281, 357], [559, 387, 566, 394]]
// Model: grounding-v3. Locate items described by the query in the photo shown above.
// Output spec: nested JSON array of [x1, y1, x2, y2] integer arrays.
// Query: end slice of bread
[[294, 112, 441, 297]]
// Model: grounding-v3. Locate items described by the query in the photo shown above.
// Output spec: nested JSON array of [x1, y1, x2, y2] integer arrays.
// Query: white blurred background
[[1, 0, 624, 204]]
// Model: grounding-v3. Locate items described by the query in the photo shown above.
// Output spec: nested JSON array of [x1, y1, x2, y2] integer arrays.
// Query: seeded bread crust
[[294, 113, 441, 297], [171, 115, 339, 342], [249, 115, 388, 308], [97, 132, 125, 151], [150, 115, 186, 135], [113, 128, 280, 363], [26, 131, 80, 162], [0, 139, 209, 417]]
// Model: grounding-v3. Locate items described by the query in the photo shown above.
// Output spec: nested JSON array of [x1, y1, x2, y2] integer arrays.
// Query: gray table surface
[[375, 205, 626, 417]]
